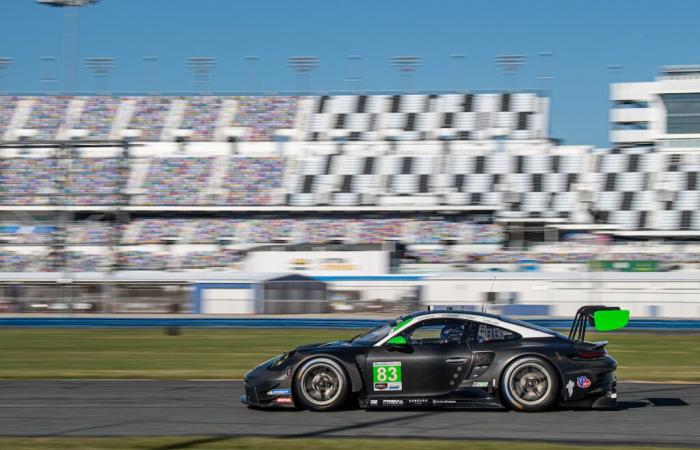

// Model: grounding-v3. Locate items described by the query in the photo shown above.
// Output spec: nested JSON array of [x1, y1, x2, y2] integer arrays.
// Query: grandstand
[[0, 87, 699, 276]]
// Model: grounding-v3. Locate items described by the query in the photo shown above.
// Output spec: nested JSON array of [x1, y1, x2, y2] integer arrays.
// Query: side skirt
[[360, 396, 504, 410]]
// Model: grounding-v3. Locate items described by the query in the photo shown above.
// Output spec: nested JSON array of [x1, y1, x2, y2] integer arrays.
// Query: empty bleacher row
[[0, 93, 545, 142]]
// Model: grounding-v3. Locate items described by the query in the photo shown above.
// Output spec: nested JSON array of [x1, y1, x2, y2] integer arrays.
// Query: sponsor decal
[[381, 399, 404, 406], [369, 400, 378, 406], [273, 396, 293, 404], [267, 388, 291, 396], [471, 381, 489, 387], [289, 258, 311, 271], [576, 376, 591, 389], [373, 361, 402, 391], [319, 258, 357, 271], [566, 380, 574, 397], [407, 398, 430, 405], [433, 399, 457, 405]]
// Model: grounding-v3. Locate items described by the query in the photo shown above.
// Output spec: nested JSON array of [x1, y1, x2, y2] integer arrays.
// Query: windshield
[[349, 322, 394, 346]]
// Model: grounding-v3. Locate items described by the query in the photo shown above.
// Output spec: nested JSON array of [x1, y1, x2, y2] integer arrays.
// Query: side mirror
[[386, 336, 408, 346]]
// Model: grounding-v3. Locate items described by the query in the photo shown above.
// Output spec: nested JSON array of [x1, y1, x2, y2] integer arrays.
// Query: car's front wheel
[[294, 357, 349, 411], [501, 356, 559, 412]]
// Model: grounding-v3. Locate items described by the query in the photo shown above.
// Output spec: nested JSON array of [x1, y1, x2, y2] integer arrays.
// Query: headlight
[[270, 352, 291, 368]]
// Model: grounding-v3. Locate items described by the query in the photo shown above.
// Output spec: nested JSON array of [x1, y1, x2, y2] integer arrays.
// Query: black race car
[[241, 305, 629, 412]]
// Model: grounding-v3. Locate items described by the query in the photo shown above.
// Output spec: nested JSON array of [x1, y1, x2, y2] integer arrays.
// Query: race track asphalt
[[0, 380, 697, 446]]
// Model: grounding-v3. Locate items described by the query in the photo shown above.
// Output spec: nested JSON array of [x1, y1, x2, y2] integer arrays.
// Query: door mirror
[[386, 336, 408, 346]]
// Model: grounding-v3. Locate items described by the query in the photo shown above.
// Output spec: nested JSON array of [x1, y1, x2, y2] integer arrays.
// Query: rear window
[[469, 322, 520, 343], [499, 316, 568, 339]]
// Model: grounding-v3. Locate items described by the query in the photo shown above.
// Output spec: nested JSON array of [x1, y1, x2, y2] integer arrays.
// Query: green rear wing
[[569, 306, 630, 342]]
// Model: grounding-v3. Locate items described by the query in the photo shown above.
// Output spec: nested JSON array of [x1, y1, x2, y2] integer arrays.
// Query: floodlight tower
[[39, 56, 59, 93], [143, 56, 159, 94], [37, 0, 101, 93], [537, 51, 554, 89], [496, 54, 526, 90], [186, 57, 217, 93], [537, 51, 554, 138], [390, 56, 421, 92], [244, 56, 260, 92], [345, 55, 364, 93], [288, 56, 319, 92], [450, 53, 466, 92], [85, 57, 116, 94], [608, 64, 624, 83], [0, 58, 13, 93]]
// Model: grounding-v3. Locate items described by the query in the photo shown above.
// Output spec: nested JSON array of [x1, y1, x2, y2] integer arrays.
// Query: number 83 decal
[[372, 361, 403, 391]]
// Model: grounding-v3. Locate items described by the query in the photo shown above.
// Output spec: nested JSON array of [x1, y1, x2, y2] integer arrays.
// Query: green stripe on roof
[[392, 317, 413, 332]]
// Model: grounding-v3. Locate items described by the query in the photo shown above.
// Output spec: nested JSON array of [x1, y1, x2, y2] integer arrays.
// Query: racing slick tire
[[293, 357, 349, 411], [501, 356, 559, 412]]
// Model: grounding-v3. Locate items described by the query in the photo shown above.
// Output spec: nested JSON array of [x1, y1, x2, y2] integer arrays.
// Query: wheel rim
[[508, 362, 552, 406], [300, 362, 343, 406]]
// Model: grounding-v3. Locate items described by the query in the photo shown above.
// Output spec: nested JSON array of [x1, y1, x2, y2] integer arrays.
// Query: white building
[[611, 65, 700, 149]]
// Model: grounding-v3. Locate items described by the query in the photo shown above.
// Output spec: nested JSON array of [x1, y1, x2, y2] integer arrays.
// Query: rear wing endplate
[[569, 305, 630, 342]]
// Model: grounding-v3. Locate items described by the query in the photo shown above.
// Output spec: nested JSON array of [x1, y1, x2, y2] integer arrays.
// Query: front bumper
[[240, 364, 295, 409]]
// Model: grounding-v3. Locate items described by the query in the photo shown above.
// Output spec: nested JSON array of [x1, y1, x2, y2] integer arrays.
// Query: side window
[[401, 319, 467, 345], [469, 322, 520, 344]]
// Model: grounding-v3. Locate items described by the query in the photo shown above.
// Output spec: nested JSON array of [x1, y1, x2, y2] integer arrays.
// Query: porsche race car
[[241, 305, 629, 412]]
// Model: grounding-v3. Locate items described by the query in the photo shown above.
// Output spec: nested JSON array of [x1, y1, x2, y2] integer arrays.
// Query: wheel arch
[[498, 352, 565, 395], [292, 353, 364, 394]]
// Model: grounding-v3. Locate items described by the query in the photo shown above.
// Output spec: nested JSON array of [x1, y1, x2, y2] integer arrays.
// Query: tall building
[[611, 65, 700, 150]]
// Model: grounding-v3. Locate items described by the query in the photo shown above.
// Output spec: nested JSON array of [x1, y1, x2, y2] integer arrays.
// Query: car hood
[[294, 340, 352, 352]]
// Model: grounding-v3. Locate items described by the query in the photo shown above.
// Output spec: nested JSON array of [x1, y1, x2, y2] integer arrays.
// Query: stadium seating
[[180, 96, 223, 141], [0, 93, 546, 143], [0, 96, 18, 139], [66, 158, 124, 205], [224, 157, 285, 205], [76, 96, 120, 140], [0, 158, 58, 205], [138, 157, 213, 205], [299, 93, 546, 141], [126, 96, 173, 141], [26, 96, 70, 140], [1, 92, 700, 272], [231, 96, 297, 141]]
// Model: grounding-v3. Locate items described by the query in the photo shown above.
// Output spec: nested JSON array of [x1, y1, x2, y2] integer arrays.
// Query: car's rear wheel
[[501, 356, 559, 412], [294, 357, 349, 411]]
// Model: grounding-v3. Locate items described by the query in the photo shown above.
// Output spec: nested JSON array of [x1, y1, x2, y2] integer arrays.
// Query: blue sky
[[0, 0, 696, 147]]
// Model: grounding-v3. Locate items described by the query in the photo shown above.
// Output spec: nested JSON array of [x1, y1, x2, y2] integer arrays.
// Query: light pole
[[450, 53, 466, 92], [37, 0, 101, 93], [39, 56, 59, 93], [85, 57, 115, 94], [496, 54, 525, 90], [288, 56, 319, 93], [537, 51, 554, 138], [244, 56, 260, 92], [143, 56, 159, 94], [345, 54, 363, 93], [608, 64, 624, 83], [390, 56, 421, 92], [537, 51, 554, 91], [0, 58, 13, 93], [186, 57, 217, 93]]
